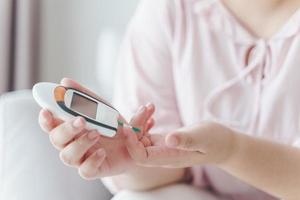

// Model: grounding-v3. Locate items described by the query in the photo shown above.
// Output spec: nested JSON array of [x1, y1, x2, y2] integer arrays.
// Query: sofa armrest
[[0, 90, 112, 200]]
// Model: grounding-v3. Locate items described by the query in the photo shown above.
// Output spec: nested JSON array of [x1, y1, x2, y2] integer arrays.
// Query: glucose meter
[[32, 82, 140, 137]]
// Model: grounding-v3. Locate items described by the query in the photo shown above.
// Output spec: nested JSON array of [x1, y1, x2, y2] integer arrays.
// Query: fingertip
[[72, 117, 86, 129], [40, 108, 51, 118], [61, 77, 80, 89], [39, 109, 54, 131], [146, 103, 155, 112], [60, 77, 71, 85], [146, 102, 153, 107]]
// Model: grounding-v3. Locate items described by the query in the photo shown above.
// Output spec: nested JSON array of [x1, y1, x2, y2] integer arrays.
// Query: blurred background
[[0, 0, 139, 100], [0, 1, 139, 199]]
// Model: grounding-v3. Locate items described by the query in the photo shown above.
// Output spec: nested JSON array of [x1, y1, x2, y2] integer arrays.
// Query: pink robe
[[110, 0, 300, 199]]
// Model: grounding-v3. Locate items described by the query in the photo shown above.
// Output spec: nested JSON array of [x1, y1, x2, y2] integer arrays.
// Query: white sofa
[[0, 90, 222, 200], [0, 91, 112, 200]]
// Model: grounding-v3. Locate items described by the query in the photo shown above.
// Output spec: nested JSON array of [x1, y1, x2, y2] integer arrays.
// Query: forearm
[[104, 166, 186, 192], [221, 132, 300, 200]]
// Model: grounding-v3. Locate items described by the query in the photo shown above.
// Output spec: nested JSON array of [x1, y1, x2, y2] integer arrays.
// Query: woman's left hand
[[124, 122, 238, 168]]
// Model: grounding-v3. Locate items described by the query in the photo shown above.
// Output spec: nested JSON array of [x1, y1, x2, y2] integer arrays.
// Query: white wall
[[38, 0, 138, 99]]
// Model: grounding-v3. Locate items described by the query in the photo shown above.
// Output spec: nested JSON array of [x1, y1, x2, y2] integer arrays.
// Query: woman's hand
[[38, 78, 155, 180], [124, 122, 237, 168]]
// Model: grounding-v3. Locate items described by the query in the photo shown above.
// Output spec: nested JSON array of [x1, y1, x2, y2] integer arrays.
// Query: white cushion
[[0, 91, 111, 200]]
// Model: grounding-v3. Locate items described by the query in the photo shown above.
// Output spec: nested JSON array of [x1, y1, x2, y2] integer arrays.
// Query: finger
[[145, 103, 155, 119], [49, 117, 86, 150], [141, 104, 155, 133], [60, 78, 112, 106], [130, 103, 155, 127], [123, 127, 148, 163], [145, 118, 155, 132], [39, 109, 53, 132], [78, 149, 106, 180], [130, 106, 147, 127], [39, 109, 63, 132], [60, 130, 100, 167], [129, 106, 148, 139]]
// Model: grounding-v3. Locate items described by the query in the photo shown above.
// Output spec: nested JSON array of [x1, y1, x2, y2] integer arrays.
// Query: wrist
[[212, 125, 240, 168], [181, 168, 193, 183], [218, 128, 242, 169]]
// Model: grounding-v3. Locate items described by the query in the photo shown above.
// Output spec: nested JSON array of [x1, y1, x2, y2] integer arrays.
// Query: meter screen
[[70, 92, 98, 119]]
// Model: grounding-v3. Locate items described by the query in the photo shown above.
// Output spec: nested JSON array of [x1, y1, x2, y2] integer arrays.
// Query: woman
[[39, 0, 300, 199]]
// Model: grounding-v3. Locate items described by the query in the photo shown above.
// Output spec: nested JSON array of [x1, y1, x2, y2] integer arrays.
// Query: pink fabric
[[112, 0, 300, 199]]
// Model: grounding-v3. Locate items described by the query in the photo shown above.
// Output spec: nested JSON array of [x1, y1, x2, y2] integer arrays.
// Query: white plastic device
[[32, 82, 120, 137]]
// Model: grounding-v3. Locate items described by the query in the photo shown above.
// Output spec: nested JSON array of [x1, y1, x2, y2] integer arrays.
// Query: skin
[[39, 0, 300, 198], [41, 78, 300, 199], [223, 0, 300, 38], [39, 78, 185, 190], [126, 123, 300, 200]]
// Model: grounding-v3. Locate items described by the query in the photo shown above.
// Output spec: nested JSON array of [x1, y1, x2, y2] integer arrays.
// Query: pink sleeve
[[113, 0, 182, 133]]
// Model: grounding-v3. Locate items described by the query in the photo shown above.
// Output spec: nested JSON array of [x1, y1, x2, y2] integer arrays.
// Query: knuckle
[[59, 151, 71, 165], [51, 123, 76, 147], [60, 122, 74, 133], [74, 133, 93, 148], [49, 135, 63, 150], [77, 134, 90, 145]]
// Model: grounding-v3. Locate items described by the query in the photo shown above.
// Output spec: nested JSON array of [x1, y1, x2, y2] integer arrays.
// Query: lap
[[112, 184, 226, 200]]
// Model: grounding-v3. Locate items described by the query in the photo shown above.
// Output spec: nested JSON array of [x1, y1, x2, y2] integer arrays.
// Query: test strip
[[117, 121, 141, 133]]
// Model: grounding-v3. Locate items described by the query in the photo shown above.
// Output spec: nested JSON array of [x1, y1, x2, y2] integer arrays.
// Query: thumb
[[165, 127, 206, 152]]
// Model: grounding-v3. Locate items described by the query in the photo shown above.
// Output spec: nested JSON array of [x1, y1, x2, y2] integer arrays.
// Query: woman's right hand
[[38, 78, 155, 180]]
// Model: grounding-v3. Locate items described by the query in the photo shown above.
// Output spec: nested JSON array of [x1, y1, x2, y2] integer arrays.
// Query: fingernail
[[97, 149, 105, 157], [73, 117, 84, 128], [167, 135, 179, 147], [146, 102, 153, 107], [137, 106, 146, 113], [88, 131, 99, 140]]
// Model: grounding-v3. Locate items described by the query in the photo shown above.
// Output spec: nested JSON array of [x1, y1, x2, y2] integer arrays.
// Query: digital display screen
[[70, 93, 98, 119]]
